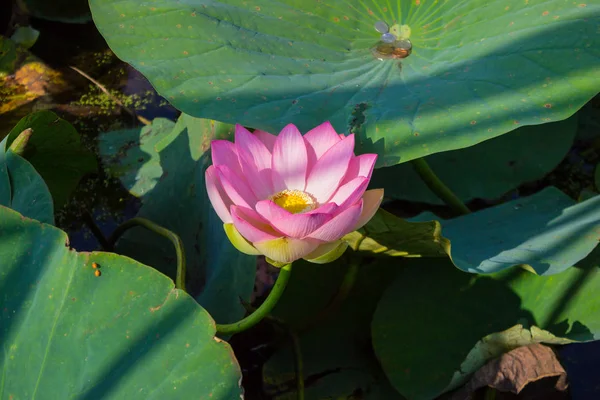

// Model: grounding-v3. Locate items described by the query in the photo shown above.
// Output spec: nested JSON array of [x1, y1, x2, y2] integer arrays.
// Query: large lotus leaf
[[0, 206, 242, 398], [89, 0, 600, 166], [98, 115, 256, 325], [342, 208, 448, 257], [411, 187, 600, 275], [6, 111, 98, 209], [98, 118, 175, 197], [371, 250, 600, 400], [370, 115, 578, 204], [0, 135, 54, 224], [5, 152, 54, 224], [263, 258, 402, 399]]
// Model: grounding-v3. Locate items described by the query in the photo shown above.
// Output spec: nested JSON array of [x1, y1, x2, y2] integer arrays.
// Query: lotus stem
[[108, 217, 186, 291], [83, 211, 111, 250], [216, 263, 293, 335], [411, 157, 471, 215]]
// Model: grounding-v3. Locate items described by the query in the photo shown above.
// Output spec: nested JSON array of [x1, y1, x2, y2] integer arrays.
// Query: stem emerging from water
[[108, 217, 186, 291], [216, 263, 293, 335], [411, 157, 471, 215]]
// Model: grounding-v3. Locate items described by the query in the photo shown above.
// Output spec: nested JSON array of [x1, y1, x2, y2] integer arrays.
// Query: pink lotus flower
[[205, 122, 383, 265]]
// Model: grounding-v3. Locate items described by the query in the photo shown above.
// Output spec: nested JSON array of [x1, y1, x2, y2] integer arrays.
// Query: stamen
[[270, 189, 318, 214]]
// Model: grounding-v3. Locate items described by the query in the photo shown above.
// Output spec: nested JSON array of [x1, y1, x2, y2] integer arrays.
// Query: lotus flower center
[[270, 189, 317, 214]]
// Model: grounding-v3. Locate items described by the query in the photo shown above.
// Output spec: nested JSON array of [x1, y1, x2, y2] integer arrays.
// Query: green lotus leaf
[[371, 251, 600, 399], [6, 111, 98, 209], [410, 187, 600, 275], [0, 205, 242, 399], [10, 26, 40, 49], [89, 0, 599, 165], [0, 134, 53, 224], [343, 208, 448, 257], [98, 115, 256, 325], [370, 115, 578, 204]]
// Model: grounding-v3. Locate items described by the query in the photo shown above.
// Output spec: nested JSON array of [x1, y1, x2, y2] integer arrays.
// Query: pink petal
[[276, 213, 333, 238], [354, 189, 384, 230], [304, 121, 342, 170], [255, 199, 332, 238], [272, 124, 308, 192], [305, 134, 355, 203], [329, 177, 368, 208], [235, 124, 274, 199], [307, 202, 338, 215], [307, 201, 363, 242], [253, 237, 320, 263], [211, 140, 242, 178], [255, 199, 287, 221], [253, 129, 277, 152], [217, 165, 258, 209], [341, 154, 378, 184], [231, 206, 281, 243], [235, 125, 271, 169], [304, 121, 342, 160], [205, 165, 233, 224]]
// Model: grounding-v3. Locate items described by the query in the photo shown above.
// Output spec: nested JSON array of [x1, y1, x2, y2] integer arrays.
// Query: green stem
[[83, 211, 111, 250], [216, 263, 293, 335], [108, 217, 186, 291], [411, 157, 471, 215]]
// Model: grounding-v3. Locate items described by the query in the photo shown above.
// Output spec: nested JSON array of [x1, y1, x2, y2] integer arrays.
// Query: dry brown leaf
[[449, 343, 568, 400]]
